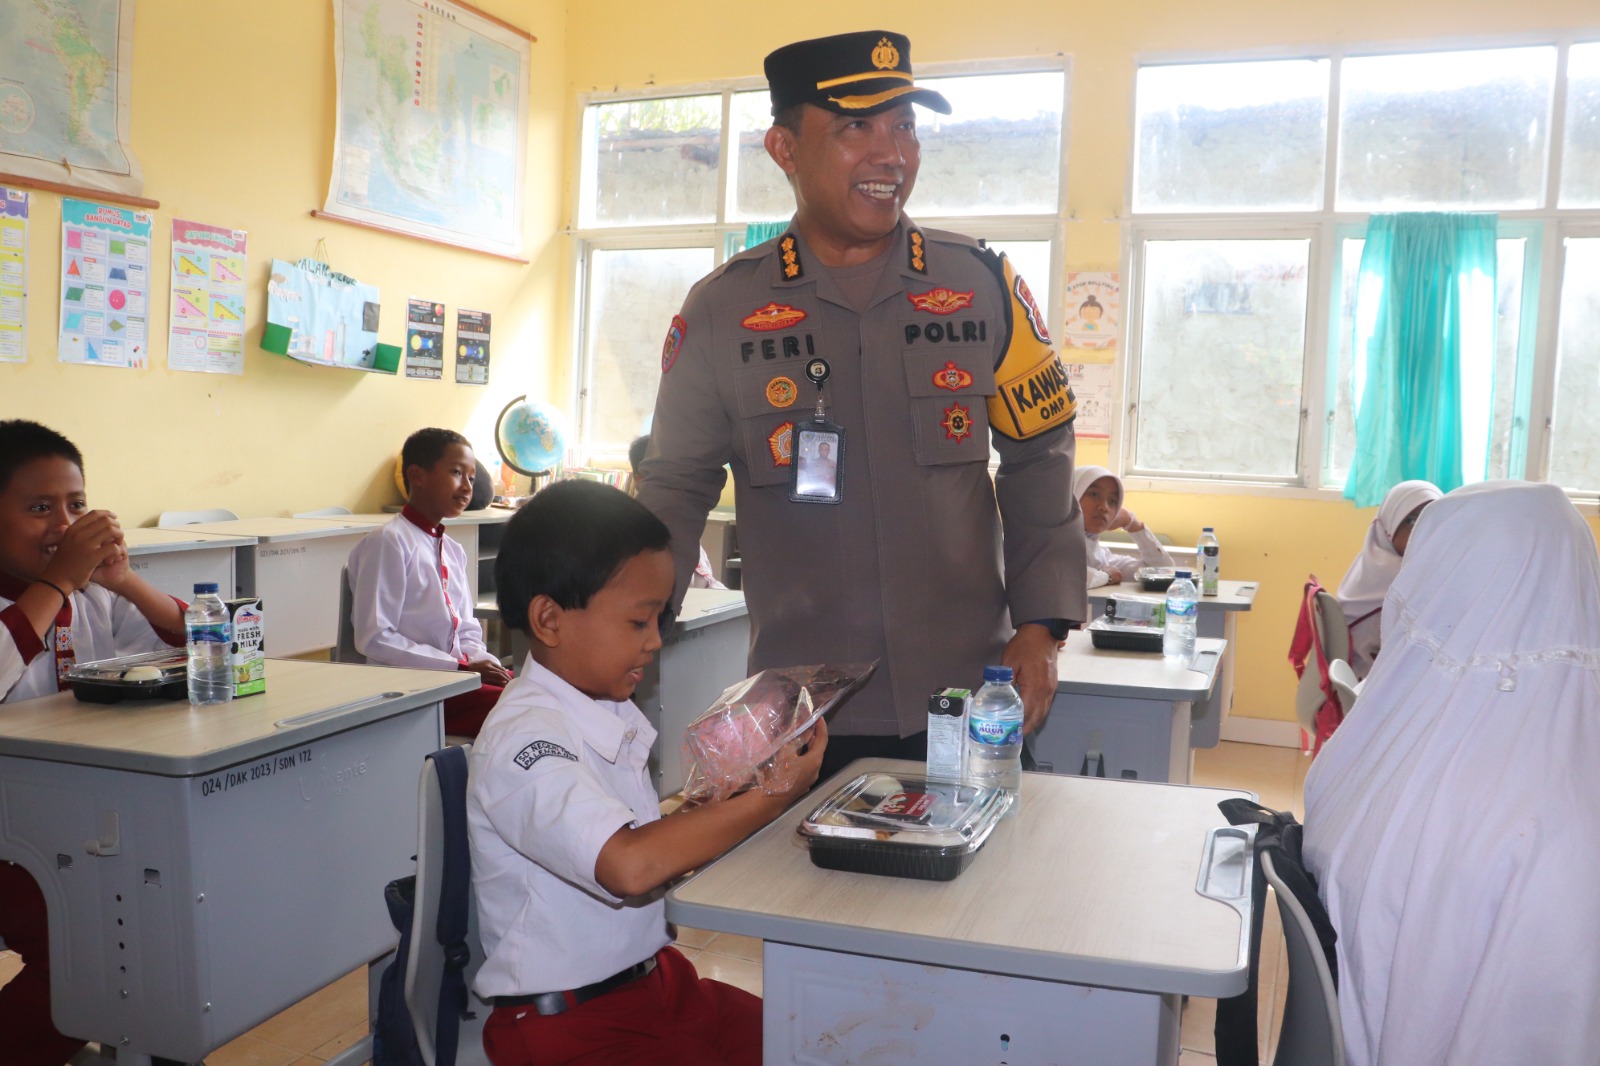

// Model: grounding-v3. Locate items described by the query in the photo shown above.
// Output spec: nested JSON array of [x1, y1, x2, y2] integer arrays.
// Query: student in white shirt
[[1074, 465, 1174, 589], [468, 480, 826, 1065], [1305, 481, 1600, 1066], [1335, 479, 1441, 679], [0, 420, 187, 1066], [347, 428, 510, 736]]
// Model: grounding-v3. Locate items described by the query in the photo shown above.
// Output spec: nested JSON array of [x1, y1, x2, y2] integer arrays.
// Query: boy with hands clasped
[[469, 479, 826, 1066]]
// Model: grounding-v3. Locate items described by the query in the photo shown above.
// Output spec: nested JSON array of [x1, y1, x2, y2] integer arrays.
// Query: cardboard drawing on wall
[[260, 256, 399, 372]]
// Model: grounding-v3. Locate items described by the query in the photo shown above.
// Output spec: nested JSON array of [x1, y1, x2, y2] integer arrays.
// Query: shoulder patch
[[513, 740, 578, 770], [988, 255, 1075, 440], [661, 314, 687, 373]]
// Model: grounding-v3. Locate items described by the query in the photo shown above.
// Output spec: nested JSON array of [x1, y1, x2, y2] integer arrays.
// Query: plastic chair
[[1262, 849, 1346, 1066], [1293, 584, 1352, 750], [294, 506, 353, 518], [1327, 659, 1361, 718], [407, 746, 490, 1066], [157, 508, 238, 528], [335, 565, 366, 664]]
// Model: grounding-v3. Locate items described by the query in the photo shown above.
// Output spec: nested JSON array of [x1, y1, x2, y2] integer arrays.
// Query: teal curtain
[[743, 221, 789, 249], [1344, 212, 1498, 507]]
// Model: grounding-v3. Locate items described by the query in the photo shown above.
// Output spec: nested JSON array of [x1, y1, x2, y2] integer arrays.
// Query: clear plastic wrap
[[680, 660, 877, 803]]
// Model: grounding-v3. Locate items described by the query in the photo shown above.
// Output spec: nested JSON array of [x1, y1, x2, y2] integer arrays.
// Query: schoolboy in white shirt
[[468, 479, 827, 1065], [347, 427, 510, 736]]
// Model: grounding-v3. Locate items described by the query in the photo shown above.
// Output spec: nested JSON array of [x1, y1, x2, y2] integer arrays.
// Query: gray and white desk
[[668, 758, 1254, 1066], [1031, 636, 1225, 784], [181, 517, 372, 656], [1088, 579, 1258, 747], [123, 527, 256, 602], [0, 659, 475, 1066]]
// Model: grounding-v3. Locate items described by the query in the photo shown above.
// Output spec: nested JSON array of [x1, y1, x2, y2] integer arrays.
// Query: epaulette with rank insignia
[[779, 232, 804, 280], [908, 227, 927, 273]]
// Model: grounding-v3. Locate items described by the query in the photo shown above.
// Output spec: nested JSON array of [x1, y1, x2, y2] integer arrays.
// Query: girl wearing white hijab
[[1336, 479, 1442, 678], [1073, 466, 1174, 589], [1304, 481, 1600, 1066]]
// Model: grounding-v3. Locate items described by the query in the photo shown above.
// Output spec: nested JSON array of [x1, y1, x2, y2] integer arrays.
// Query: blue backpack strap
[[428, 745, 472, 1066]]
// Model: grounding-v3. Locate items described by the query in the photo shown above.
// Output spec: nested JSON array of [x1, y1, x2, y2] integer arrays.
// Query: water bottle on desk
[[967, 665, 1024, 816], [1197, 527, 1220, 597], [1163, 570, 1199, 665], [186, 582, 233, 706]]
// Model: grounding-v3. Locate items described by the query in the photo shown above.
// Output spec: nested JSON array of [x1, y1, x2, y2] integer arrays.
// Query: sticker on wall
[[58, 198, 151, 369], [168, 218, 248, 375], [455, 308, 491, 385], [1062, 272, 1120, 351], [0, 187, 28, 364], [406, 298, 445, 379]]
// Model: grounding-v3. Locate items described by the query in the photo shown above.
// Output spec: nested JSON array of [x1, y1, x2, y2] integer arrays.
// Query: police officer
[[636, 30, 1087, 779]]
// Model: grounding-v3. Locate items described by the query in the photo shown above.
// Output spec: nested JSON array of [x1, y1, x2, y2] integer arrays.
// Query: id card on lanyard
[[790, 356, 844, 505]]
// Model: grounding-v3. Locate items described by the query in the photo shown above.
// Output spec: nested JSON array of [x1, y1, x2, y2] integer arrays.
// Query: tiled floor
[[3, 740, 1307, 1065]]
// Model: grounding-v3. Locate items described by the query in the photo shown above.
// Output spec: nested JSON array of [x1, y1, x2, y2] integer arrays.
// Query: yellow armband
[[987, 255, 1076, 440]]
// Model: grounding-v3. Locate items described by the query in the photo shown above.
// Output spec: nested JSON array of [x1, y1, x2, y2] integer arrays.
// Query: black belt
[[494, 956, 657, 1016]]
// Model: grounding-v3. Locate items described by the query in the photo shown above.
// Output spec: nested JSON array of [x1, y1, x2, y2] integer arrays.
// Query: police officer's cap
[[765, 31, 952, 118]]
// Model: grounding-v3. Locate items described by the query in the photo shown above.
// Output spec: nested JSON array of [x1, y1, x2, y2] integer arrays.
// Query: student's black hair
[[0, 420, 85, 495], [400, 427, 470, 491], [495, 480, 672, 633], [627, 434, 650, 476]]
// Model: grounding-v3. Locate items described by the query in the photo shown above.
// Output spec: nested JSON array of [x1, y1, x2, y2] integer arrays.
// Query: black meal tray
[[1138, 568, 1177, 592], [69, 675, 189, 704], [806, 834, 983, 882], [65, 650, 190, 704], [1088, 625, 1165, 653]]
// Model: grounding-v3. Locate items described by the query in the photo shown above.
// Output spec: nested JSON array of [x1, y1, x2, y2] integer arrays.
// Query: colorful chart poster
[[58, 198, 151, 368], [1066, 362, 1115, 440], [1062, 272, 1121, 351], [168, 219, 248, 375], [405, 298, 445, 379], [455, 308, 491, 385], [0, 187, 27, 364]]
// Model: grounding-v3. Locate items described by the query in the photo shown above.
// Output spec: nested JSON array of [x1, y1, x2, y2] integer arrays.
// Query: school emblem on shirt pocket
[[661, 315, 687, 373], [909, 288, 974, 315], [742, 303, 807, 331], [932, 361, 974, 391], [513, 740, 578, 770], [942, 403, 974, 442], [768, 421, 794, 466]]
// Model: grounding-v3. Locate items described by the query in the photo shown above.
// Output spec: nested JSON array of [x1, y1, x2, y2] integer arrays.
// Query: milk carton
[[225, 597, 265, 697]]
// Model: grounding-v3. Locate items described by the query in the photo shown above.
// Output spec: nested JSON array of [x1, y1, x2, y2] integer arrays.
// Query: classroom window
[[573, 65, 1069, 463], [1127, 40, 1600, 495]]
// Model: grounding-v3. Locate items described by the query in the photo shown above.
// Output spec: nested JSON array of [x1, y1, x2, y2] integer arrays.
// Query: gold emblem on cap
[[872, 37, 900, 70]]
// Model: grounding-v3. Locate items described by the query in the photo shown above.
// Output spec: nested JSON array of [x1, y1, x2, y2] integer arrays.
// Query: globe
[[495, 397, 568, 476]]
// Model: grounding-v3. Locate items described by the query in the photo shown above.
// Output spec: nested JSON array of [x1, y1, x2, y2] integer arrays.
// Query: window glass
[[1134, 239, 1310, 477], [731, 90, 793, 223], [581, 247, 715, 453], [1133, 60, 1329, 213], [583, 96, 722, 226], [1337, 47, 1555, 210], [1548, 237, 1600, 491], [1559, 42, 1600, 208], [910, 72, 1065, 216]]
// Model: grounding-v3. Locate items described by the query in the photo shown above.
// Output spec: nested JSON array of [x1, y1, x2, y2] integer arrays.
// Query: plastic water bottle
[[1163, 570, 1199, 665], [186, 582, 233, 706], [967, 665, 1024, 816], [1197, 527, 1221, 597]]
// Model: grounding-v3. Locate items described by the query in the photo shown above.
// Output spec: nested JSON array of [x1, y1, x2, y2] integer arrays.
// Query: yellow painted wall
[[563, 1, 1600, 727], [2, 0, 569, 522]]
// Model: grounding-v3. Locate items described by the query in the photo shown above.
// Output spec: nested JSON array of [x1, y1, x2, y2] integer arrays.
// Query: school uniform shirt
[[347, 508, 491, 672], [1086, 528, 1174, 590], [637, 219, 1087, 737], [468, 658, 669, 999], [0, 575, 184, 704]]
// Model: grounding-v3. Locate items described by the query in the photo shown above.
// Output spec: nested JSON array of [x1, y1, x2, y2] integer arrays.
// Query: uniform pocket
[[739, 414, 797, 487], [902, 348, 995, 466]]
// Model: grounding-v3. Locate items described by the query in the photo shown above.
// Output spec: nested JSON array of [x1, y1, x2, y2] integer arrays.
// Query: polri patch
[[661, 315, 687, 372], [766, 376, 798, 408], [768, 421, 794, 466], [513, 740, 578, 770], [942, 403, 973, 442], [932, 360, 973, 391], [742, 302, 807, 331], [909, 288, 973, 315], [1014, 274, 1049, 344]]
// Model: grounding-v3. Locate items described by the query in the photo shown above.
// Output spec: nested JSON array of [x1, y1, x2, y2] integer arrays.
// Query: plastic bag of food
[[680, 660, 878, 804]]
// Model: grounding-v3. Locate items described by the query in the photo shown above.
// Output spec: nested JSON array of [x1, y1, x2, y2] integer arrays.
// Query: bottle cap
[[193, 582, 219, 594], [982, 665, 1015, 683], [1175, 570, 1192, 579], [1202, 526, 1214, 532]]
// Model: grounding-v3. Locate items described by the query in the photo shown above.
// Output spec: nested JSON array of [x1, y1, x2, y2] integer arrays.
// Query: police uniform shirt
[[468, 658, 669, 999], [637, 219, 1087, 737], [0, 579, 182, 703], [346, 510, 491, 671]]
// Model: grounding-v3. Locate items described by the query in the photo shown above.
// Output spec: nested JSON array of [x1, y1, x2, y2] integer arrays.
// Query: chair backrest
[[335, 565, 366, 664], [407, 746, 490, 1066], [157, 507, 238, 528], [1263, 849, 1346, 1066], [294, 505, 354, 518], [1326, 658, 1361, 717], [1312, 591, 1351, 666]]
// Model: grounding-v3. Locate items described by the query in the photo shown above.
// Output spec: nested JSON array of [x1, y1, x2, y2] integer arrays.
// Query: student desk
[[667, 758, 1254, 1066], [1030, 636, 1225, 784], [0, 658, 475, 1065], [1088, 579, 1258, 747], [123, 527, 255, 602], [337, 508, 512, 604], [180, 517, 371, 656]]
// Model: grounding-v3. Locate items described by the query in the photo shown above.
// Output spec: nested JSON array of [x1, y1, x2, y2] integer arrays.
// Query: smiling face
[[766, 102, 921, 265], [1079, 476, 1122, 536], [407, 442, 476, 524], [0, 455, 87, 582], [535, 548, 675, 702]]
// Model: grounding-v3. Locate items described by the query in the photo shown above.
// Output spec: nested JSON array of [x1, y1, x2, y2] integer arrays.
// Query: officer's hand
[[1003, 624, 1062, 735]]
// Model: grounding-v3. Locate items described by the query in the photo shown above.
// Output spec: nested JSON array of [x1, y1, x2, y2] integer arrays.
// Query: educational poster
[[168, 219, 248, 375], [58, 198, 151, 369], [0, 187, 27, 364], [455, 308, 491, 385], [1062, 272, 1120, 351], [405, 298, 445, 379], [1066, 362, 1115, 439]]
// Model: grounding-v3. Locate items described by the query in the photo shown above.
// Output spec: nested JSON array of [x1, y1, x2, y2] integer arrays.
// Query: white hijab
[[1073, 465, 1119, 546], [1304, 481, 1600, 1066], [1335, 480, 1443, 622]]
